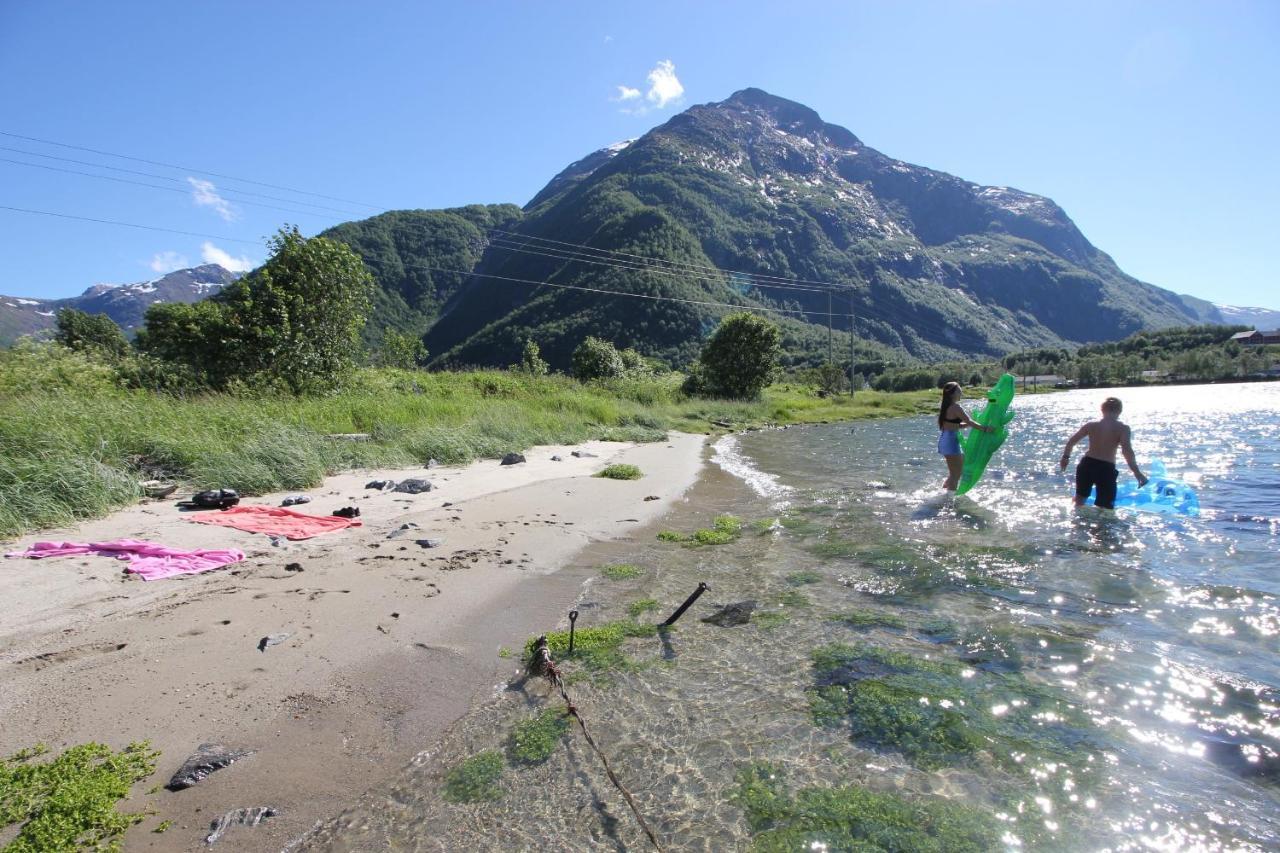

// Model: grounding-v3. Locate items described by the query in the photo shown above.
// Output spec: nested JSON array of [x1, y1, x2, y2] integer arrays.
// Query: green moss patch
[[732, 762, 1000, 852], [508, 710, 571, 765], [659, 515, 744, 546], [601, 563, 644, 580], [595, 463, 643, 480], [784, 570, 821, 586], [807, 641, 1100, 782], [441, 751, 504, 803], [627, 598, 660, 618], [831, 609, 907, 630], [776, 589, 811, 608], [0, 741, 158, 852], [524, 620, 658, 677], [753, 611, 790, 630]]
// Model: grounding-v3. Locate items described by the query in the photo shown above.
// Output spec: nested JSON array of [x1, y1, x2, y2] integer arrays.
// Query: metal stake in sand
[[567, 609, 579, 655], [661, 582, 709, 627]]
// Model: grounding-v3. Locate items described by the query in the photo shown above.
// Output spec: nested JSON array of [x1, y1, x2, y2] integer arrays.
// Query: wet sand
[[0, 433, 705, 851]]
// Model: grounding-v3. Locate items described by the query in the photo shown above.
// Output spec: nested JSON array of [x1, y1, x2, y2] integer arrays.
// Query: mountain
[[401, 88, 1203, 369], [0, 264, 239, 346], [318, 204, 523, 348], [1212, 304, 1280, 331]]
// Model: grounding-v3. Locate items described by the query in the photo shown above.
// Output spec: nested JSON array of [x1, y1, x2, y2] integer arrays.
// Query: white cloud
[[645, 60, 684, 108], [187, 177, 237, 221], [613, 59, 685, 115], [149, 251, 189, 273], [200, 241, 256, 272]]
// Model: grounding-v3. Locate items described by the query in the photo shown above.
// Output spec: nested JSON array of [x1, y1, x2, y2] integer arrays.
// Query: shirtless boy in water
[[1058, 397, 1148, 509]]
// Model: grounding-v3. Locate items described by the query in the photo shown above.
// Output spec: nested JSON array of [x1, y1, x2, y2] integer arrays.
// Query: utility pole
[[848, 292, 856, 397], [827, 289, 834, 365]]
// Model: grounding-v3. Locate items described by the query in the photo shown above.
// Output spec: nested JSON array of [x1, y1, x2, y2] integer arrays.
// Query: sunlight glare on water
[[310, 383, 1278, 852]]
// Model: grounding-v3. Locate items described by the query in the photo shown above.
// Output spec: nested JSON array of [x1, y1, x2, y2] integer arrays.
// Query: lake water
[[311, 382, 1279, 852]]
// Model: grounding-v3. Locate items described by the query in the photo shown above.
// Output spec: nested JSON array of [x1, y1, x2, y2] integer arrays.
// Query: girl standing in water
[[938, 381, 992, 491]]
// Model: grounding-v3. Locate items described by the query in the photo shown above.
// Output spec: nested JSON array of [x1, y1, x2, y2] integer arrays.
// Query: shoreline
[[0, 433, 706, 852]]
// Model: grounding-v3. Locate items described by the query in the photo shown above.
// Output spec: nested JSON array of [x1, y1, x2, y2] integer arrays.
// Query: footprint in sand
[[13, 642, 128, 672]]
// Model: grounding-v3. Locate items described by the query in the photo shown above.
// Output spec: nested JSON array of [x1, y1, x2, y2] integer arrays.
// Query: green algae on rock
[[601, 563, 644, 580], [731, 762, 1001, 852], [0, 741, 159, 852], [507, 710, 571, 765], [441, 751, 505, 803]]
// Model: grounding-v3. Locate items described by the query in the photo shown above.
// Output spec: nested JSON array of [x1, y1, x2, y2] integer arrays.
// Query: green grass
[[627, 598, 660, 617], [731, 762, 1000, 852], [507, 710, 571, 764], [831, 609, 907, 630], [784, 570, 821, 586], [595, 463, 643, 480], [0, 741, 158, 852], [600, 563, 644, 580], [0, 343, 935, 539], [441, 751, 504, 803], [523, 620, 658, 677], [660, 514, 745, 547]]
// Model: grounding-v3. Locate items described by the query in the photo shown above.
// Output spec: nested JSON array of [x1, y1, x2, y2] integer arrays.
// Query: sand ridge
[[0, 433, 705, 851]]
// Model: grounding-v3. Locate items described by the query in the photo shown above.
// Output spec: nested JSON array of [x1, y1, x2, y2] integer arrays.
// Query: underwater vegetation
[[507, 710, 571, 765], [731, 762, 1001, 852], [657, 514, 743, 546], [600, 563, 644, 580], [441, 751, 505, 803], [523, 620, 658, 679]]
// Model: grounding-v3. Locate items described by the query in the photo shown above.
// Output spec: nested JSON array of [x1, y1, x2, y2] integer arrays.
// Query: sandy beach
[[0, 433, 705, 851]]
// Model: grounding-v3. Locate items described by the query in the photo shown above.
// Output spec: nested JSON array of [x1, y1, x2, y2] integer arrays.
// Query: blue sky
[[1, 0, 1276, 307]]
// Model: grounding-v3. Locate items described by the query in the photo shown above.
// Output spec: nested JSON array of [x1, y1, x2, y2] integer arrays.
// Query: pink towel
[[5, 539, 245, 581], [187, 505, 362, 540]]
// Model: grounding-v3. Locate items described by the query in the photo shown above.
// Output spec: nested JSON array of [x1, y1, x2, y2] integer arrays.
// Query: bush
[[54, 309, 129, 360], [516, 339, 550, 376], [596, 464, 643, 480], [695, 313, 781, 399], [375, 329, 428, 370], [571, 336, 626, 381], [137, 225, 374, 394]]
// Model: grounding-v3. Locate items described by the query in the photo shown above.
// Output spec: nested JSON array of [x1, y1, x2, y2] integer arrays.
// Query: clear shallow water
[[310, 383, 1279, 852]]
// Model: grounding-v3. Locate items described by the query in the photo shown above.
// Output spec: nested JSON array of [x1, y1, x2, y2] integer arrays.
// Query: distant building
[[1141, 369, 1166, 379], [1233, 329, 1280, 345]]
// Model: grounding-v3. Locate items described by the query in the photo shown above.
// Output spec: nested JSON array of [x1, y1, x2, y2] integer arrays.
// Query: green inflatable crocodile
[[955, 373, 1016, 495]]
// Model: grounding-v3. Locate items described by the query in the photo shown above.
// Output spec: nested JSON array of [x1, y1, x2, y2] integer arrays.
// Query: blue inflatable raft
[[1087, 460, 1200, 517]]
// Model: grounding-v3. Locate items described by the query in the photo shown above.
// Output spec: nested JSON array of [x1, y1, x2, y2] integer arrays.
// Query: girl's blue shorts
[[938, 430, 961, 456]]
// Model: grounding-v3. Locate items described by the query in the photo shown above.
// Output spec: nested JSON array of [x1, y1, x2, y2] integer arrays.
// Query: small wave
[[711, 434, 793, 506]]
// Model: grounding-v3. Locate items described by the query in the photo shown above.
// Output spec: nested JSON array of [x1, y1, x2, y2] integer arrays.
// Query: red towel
[[188, 505, 362, 540]]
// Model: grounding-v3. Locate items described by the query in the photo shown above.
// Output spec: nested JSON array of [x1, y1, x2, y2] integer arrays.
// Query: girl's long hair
[[938, 381, 961, 429]]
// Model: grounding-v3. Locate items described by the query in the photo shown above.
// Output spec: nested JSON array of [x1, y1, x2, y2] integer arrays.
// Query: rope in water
[[530, 639, 664, 852]]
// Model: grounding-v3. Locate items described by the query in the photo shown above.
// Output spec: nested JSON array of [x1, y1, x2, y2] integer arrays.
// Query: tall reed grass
[[0, 343, 933, 539]]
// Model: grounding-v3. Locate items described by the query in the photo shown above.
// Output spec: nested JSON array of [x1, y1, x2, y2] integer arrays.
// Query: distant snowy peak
[[524, 140, 638, 209], [604, 139, 636, 154], [1216, 303, 1280, 330], [0, 263, 241, 346]]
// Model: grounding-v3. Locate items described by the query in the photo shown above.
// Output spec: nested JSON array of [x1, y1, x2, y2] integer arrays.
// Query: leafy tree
[[54, 309, 129, 359], [516, 339, 550, 376], [696, 313, 781, 399], [217, 226, 373, 392], [376, 329, 428, 370], [571, 336, 625, 381], [138, 226, 374, 393]]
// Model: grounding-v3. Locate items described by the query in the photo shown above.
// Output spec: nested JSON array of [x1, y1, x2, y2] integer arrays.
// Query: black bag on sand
[[178, 489, 240, 510]]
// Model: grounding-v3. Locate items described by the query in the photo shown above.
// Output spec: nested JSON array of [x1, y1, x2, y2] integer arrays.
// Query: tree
[[571, 336, 625, 381], [516, 339, 550, 376], [217, 226, 373, 392], [137, 225, 374, 393], [376, 329, 428, 370], [696, 312, 781, 399], [54, 308, 129, 359]]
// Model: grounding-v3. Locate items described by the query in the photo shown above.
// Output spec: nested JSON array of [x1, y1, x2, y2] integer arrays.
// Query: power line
[[0, 156, 347, 221], [0, 144, 369, 217], [410, 261, 856, 321], [0, 204, 267, 246], [0, 129, 384, 211], [481, 234, 996, 349]]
